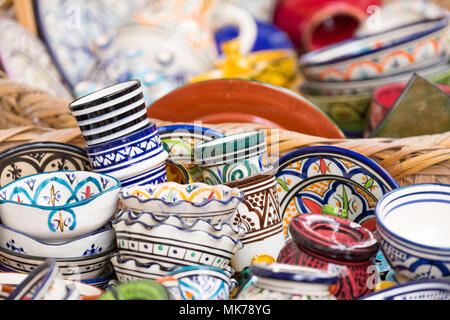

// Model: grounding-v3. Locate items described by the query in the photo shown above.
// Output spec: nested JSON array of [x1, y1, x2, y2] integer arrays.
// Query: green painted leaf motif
[[342, 186, 349, 213], [161, 139, 193, 156], [202, 168, 222, 185], [276, 177, 289, 192], [364, 177, 374, 190]]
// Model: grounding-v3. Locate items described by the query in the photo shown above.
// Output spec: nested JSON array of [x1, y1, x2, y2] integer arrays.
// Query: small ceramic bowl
[[0, 245, 115, 281], [167, 265, 232, 300], [119, 160, 168, 187], [0, 223, 115, 258], [193, 130, 271, 184], [0, 171, 120, 241], [110, 253, 179, 282], [119, 182, 244, 222], [85, 122, 163, 173], [376, 184, 450, 283], [165, 159, 192, 184], [299, 17, 449, 81], [360, 278, 450, 300], [112, 218, 244, 270]]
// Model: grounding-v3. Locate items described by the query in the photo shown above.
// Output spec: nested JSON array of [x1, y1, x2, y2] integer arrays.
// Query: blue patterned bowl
[[0, 171, 120, 241], [376, 184, 450, 283]]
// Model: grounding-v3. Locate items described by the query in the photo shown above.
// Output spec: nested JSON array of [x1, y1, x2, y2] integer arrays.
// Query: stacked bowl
[[69, 79, 168, 187], [0, 171, 119, 287], [297, 14, 449, 137], [110, 182, 245, 283]]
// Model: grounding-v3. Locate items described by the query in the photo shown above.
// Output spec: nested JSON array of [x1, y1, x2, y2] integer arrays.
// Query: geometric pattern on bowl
[[119, 182, 243, 216], [0, 223, 115, 259], [0, 245, 115, 281], [375, 184, 450, 282], [119, 160, 168, 187], [112, 219, 243, 271], [274, 146, 399, 235], [0, 171, 120, 241], [110, 253, 179, 282], [115, 208, 245, 233]]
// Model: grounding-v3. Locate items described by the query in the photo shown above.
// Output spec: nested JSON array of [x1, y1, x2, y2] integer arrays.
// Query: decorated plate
[[0, 18, 72, 99], [273, 146, 399, 236], [0, 142, 91, 188], [33, 0, 148, 89], [148, 79, 345, 138]]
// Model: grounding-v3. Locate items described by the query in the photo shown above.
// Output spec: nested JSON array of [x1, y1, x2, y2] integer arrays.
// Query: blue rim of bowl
[[0, 141, 88, 160], [157, 124, 225, 139], [110, 252, 179, 272], [0, 170, 121, 210], [167, 264, 229, 278], [250, 263, 339, 284], [0, 223, 115, 249], [299, 16, 448, 68], [358, 278, 450, 300], [375, 183, 450, 252], [273, 145, 399, 189], [119, 183, 244, 209], [112, 218, 244, 246], [114, 208, 244, 235]]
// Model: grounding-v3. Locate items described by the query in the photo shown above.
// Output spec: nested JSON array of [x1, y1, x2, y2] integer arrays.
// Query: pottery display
[[375, 184, 450, 283], [298, 17, 449, 82], [236, 263, 339, 300], [0, 171, 120, 241], [359, 279, 450, 300], [119, 182, 243, 224], [0, 142, 92, 188], [224, 167, 285, 272], [148, 79, 345, 139], [274, 146, 399, 235], [273, 0, 381, 51], [166, 265, 232, 300], [0, 17, 72, 99], [277, 213, 379, 300], [194, 130, 271, 184]]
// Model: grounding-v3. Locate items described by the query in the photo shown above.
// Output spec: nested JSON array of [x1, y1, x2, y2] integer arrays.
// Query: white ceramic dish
[[0, 171, 120, 241]]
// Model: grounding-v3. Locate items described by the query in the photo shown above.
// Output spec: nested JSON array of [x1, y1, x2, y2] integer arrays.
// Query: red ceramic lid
[[148, 79, 345, 139], [289, 213, 379, 261]]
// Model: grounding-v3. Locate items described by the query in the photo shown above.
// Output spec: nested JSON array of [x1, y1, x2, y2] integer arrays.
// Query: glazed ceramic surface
[[0, 224, 115, 259], [299, 17, 449, 81], [147, 79, 345, 139], [278, 213, 379, 300], [33, 0, 148, 89], [120, 182, 243, 221], [274, 146, 399, 235], [98, 279, 169, 300], [167, 265, 231, 300], [118, 160, 168, 188], [0, 142, 91, 188], [236, 263, 338, 300], [224, 168, 285, 272], [376, 184, 450, 283], [0, 18, 72, 99], [165, 160, 192, 184], [359, 278, 450, 300], [0, 171, 120, 241], [0, 245, 115, 281]]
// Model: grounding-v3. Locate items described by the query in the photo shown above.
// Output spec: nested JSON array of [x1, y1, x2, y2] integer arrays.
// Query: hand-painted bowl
[[299, 17, 448, 81], [0, 171, 120, 241], [119, 182, 244, 222], [118, 160, 168, 188], [165, 159, 192, 184], [167, 265, 232, 300], [112, 218, 244, 271], [0, 224, 115, 258], [98, 279, 169, 300], [359, 278, 450, 300], [376, 184, 450, 283]]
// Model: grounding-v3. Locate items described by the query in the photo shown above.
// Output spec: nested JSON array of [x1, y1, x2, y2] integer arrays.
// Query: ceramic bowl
[[69, 80, 150, 146], [0, 142, 92, 188], [0, 223, 115, 258], [112, 218, 244, 270], [119, 160, 168, 188], [194, 130, 271, 184], [0, 171, 120, 241], [85, 122, 163, 173], [167, 265, 232, 300], [119, 182, 244, 222], [376, 184, 450, 283], [359, 278, 450, 300], [110, 253, 179, 282], [369, 82, 450, 130], [165, 160, 192, 184], [299, 17, 449, 81], [0, 245, 114, 281]]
